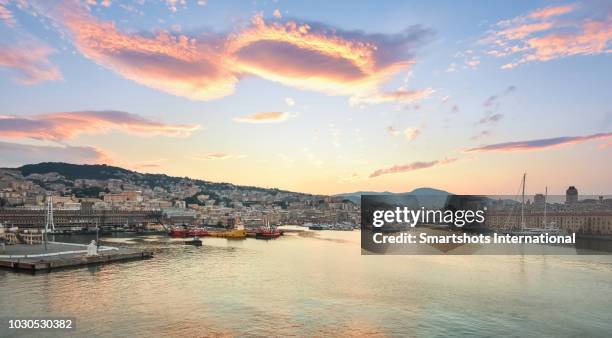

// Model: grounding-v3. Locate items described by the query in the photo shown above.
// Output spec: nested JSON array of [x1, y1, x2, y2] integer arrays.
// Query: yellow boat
[[207, 229, 247, 239]]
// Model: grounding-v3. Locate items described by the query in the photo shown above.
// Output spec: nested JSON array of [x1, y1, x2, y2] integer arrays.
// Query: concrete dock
[[0, 241, 153, 272]]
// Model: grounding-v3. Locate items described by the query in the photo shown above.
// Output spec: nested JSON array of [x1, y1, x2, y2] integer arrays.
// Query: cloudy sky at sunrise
[[0, 0, 611, 195]]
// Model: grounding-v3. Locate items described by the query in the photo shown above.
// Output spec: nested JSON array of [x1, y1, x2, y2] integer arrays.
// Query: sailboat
[[508, 173, 563, 236]]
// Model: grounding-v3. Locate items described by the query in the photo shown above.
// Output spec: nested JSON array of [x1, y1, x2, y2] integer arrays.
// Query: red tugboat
[[169, 227, 188, 238], [255, 227, 282, 239], [254, 216, 283, 239]]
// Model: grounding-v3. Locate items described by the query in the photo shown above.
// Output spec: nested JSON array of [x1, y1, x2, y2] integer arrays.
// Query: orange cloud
[[465, 132, 612, 152], [227, 14, 432, 99], [527, 5, 575, 19], [0, 43, 62, 84], [0, 2, 16, 27], [349, 88, 433, 106], [497, 22, 554, 40], [233, 111, 294, 123], [0, 110, 200, 141], [38, 2, 432, 103], [521, 19, 612, 62], [57, 2, 237, 100], [404, 127, 420, 141], [485, 4, 612, 68], [369, 158, 456, 178]]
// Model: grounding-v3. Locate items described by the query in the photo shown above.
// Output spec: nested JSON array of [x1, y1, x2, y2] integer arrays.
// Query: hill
[[0, 162, 311, 206], [19, 163, 134, 180], [334, 187, 450, 204], [13, 162, 292, 194]]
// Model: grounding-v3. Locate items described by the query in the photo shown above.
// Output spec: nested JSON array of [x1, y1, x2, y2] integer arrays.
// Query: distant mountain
[[334, 187, 451, 204]]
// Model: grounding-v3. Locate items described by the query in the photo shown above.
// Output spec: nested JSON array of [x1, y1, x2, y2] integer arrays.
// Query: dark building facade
[[566, 186, 578, 204], [0, 205, 162, 231]]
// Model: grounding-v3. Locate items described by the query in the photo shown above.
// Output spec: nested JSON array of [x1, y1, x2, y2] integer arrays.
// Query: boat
[[207, 228, 247, 239], [329, 222, 355, 231], [169, 227, 188, 237], [184, 237, 202, 246], [307, 223, 354, 231], [256, 227, 282, 239], [169, 226, 208, 238], [506, 174, 564, 236], [188, 228, 208, 237], [308, 224, 324, 230], [249, 217, 283, 239]]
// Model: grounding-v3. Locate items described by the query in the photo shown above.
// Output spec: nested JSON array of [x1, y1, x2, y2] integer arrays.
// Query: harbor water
[[1, 228, 612, 337]]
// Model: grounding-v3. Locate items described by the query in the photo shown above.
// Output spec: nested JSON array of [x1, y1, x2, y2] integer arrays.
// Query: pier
[[0, 241, 153, 272]]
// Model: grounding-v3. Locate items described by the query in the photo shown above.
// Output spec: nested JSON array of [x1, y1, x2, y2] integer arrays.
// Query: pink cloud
[[485, 4, 612, 67], [0, 43, 62, 84], [522, 19, 612, 62], [0, 110, 200, 141], [32, 2, 432, 103], [233, 111, 294, 123], [228, 14, 433, 100], [465, 132, 612, 152], [527, 5, 575, 20], [0, 141, 111, 167], [349, 88, 433, 106], [56, 2, 236, 101], [497, 22, 554, 40], [131, 158, 167, 170], [190, 152, 243, 161], [369, 158, 456, 178], [0, 2, 16, 27]]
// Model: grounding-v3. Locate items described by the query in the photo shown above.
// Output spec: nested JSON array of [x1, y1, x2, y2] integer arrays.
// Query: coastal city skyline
[[1, 0, 611, 195], [1, 3, 612, 336]]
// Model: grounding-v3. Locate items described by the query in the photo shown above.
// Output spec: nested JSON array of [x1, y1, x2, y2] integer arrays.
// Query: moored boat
[[188, 228, 208, 237], [207, 228, 247, 239], [255, 227, 282, 239], [184, 237, 202, 246], [169, 227, 188, 237], [169, 227, 208, 238]]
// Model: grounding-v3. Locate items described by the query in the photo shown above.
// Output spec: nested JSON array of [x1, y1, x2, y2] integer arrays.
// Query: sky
[[0, 0, 611, 196]]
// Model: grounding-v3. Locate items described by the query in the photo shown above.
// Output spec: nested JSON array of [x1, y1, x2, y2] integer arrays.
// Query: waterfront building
[[0, 204, 162, 231], [486, 211, 612, 235], [161, 207, 197, 225]]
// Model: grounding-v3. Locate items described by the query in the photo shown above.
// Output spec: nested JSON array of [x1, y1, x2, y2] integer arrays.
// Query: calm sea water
[[1, 228, 612, 337]]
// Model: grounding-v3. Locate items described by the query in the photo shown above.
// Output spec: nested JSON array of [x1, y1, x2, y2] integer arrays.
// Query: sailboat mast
[[544, 186, 548, 229], [521, 173, 526, 231]]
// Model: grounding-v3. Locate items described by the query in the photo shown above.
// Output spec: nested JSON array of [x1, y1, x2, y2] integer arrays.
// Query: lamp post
[[96, 217, 100, 249]]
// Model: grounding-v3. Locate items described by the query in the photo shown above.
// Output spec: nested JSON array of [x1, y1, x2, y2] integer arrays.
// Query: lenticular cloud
[[50, 2, 433, 102]]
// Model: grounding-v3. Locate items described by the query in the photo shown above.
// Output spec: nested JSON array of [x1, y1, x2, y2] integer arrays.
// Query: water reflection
[[1, 229, 612, 337]]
